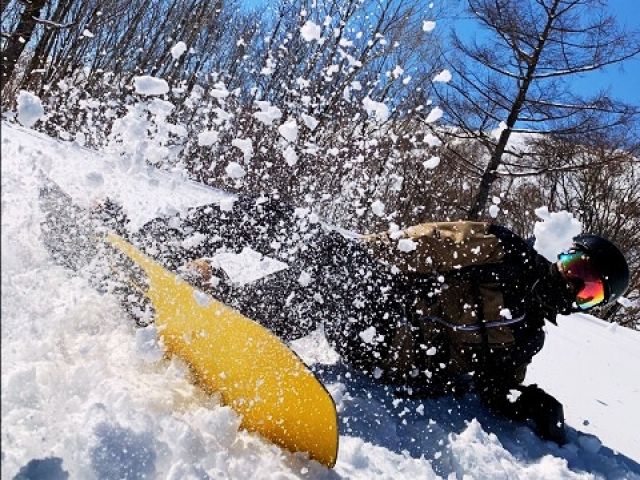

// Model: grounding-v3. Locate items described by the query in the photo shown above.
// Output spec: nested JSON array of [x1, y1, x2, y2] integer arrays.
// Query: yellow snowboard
[[107, 234, 339, 467]]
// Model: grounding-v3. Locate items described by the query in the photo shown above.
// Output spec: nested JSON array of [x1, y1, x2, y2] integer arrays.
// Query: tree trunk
[[2, 0, 48, 89], [1, 0, 12, 17], [466, 0, 561, 220], [21, 0, 74, 92]]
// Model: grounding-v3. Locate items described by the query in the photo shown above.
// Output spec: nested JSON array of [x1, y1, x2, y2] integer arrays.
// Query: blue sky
[[448, 1, 640, 106], [569, 1, 640, 106], [243, 1, 639, 106]]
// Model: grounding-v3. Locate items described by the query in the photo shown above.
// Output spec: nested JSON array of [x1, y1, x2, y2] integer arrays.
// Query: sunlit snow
[[2, 123, 639, 479]]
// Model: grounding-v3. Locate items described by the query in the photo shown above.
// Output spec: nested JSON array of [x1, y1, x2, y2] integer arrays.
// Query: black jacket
[[131, 196, 558, 398]]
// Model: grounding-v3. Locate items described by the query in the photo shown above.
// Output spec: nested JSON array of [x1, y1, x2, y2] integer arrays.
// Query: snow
[[231, 138, 253, 161], [147, 98, 174, 117], [398, 238, 418, 252], [300, 20, 322, 42], [2, 122, 640, 479], [170, 41, 187, 60], [533, 207, 583, 262], [422, 20, 436, 32], [133, 75, 170, 96], [359, 326, 377, 344], [278, 118, 299, 142], [283, 145, 298, 166], [371, 200, 385, 217], [527, 313, 640, 461], [253, 101, 282, 126], [301, 113, 318, 131], [363, 96, 390, 122], [210, 82, 229, 99], [432, 69, 452, 83], [210, 248, 288, 286], [197, 129, 219, 146], [298, 271, 313, 287], [225, 161, 246, 179], [489, 204, 500, 218], [423, 156, 441, 170], [425, 106, 443, 124], [17, 90, 44, 127], [392, 65, 404, 78], [492, 121, 508, 140]]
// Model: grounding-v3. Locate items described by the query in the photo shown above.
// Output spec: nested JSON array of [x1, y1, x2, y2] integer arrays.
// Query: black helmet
[[571, 234, 630, 304]]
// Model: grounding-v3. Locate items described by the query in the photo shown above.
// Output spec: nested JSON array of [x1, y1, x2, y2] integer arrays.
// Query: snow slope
[[2, 122, 639, 479]]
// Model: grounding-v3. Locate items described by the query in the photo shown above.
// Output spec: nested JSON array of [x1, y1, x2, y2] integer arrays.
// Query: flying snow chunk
[[283, 146, 298, 166], [211, 248, 288, 286], [425, 106, 443, 124], [210, 82, 229, 99], [133, 75, 169, 96], [301, 20, 322, 42], [182, 232, 207, 249], [16, 90, 44, 128], [371, 200, 385, 217], [363, 96, 390, 122], [147, 98, 174, 117], [231, 138, 253, 160], [278, 119, 299, 142], [533, 206, 582, 262], [298, 271, 313, 287], [170, 41, 187, 60], [135, 324, 164, 362], [422, 156, 440, 170], [197, 130, 219, 147], [253, 101, 282, 126], [225, 161, 246, 179], [219, 197, 235, 212], [618, 296, 637, 308], [491, 121, 507, 140], [433, 69, 452, 83], [193, 290, 212, 307], [301, 113, 318, 130], [82, 29, 95, 38], [422, 20, 436, 32], [359, 326, 377, 344], [489, 204, 500, 218], [398, 238, 417, 252]]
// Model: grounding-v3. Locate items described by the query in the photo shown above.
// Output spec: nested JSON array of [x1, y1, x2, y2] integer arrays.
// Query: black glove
[[484, 384, 567, 444], [513, 384, 566, 443]]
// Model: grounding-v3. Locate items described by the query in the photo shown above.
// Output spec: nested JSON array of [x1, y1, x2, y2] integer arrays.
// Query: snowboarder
[[44, 189, 630, 445]]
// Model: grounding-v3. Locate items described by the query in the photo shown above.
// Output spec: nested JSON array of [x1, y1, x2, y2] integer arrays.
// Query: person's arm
[[363, 221, 506, 275]]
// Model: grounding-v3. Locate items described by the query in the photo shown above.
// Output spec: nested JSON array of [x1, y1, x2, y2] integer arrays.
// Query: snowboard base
[[107, 234, 339, 467]]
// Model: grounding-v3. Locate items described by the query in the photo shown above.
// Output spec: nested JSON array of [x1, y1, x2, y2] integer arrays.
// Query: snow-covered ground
[[2, 122, 639, 479]]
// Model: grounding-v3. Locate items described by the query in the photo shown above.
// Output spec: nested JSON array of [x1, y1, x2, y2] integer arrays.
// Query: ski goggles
[[557, 251, 606, 310]]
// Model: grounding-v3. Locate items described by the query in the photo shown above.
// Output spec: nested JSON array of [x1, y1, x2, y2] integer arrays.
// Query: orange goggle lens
[[558, 251, 606, 310]]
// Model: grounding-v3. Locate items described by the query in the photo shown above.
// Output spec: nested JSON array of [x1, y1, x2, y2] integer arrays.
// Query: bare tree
[[430, 0, 640, 220], [500, 130, 640, 328], [1, 0, 48, 88]]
